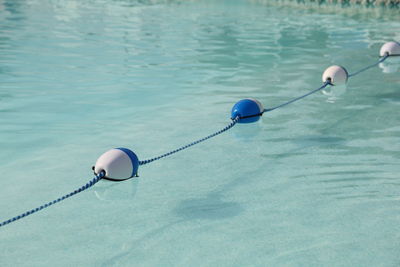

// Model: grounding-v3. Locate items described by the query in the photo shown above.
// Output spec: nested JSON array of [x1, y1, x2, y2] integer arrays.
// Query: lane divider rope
[[139, 117, 239, 165], [263, 81, 331, 113], [0, 172, 105, 228], [348, 54, 389, 77], [1, 41, 398, 228]]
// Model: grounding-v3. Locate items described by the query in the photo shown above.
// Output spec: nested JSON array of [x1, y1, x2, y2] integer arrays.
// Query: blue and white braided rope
[[0, 171, 105, 228], [262, 55, 390, 114], [0, 54, 393, 228], [139, 116, 240, 165]]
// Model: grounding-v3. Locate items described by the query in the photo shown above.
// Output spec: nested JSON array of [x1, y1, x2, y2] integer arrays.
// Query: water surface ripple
[[0, 0, 399, 266]]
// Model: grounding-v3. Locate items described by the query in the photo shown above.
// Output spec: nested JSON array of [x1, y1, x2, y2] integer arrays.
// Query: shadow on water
[[100, 169, 255, 266], [99, 219, 185, 267], [101, 193, 244, 265], [100, 199, 243, 266], [173, 169, 273, 221]]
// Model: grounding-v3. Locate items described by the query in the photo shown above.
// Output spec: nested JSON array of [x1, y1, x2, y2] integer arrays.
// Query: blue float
[[231, 98, 264, 123]]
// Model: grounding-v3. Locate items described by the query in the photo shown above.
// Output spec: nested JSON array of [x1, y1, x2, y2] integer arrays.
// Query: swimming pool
[[1, 0, 399, 266]]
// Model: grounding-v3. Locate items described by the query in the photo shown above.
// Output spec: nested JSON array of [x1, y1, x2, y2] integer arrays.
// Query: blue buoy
[[231, 98, 264, 123]]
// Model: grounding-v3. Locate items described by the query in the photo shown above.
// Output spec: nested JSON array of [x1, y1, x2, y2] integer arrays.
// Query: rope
[[261, 55, 391, 114], [139, 117, 239, 165], [348, 54, 389, 77], [263, 81, 331, 113], [0, 171, 105, 228], [0, 54, 393, 228]]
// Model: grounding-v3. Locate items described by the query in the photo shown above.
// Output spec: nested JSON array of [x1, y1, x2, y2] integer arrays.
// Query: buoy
[[231, 98, 264, 123], [322, 65, 348, 86], [380, 41, 400, 57], [94, 148, 139, 181]]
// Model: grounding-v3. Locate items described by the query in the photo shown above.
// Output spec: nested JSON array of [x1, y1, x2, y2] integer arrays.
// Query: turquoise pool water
[[1, 0, 399, 266]]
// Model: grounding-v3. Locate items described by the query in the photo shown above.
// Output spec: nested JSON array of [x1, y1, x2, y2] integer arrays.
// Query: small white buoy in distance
[[379, 41, 400, 72], [93, 148, 139, 181], [380, 41, 400, 57], [322, 65, 348, 86]]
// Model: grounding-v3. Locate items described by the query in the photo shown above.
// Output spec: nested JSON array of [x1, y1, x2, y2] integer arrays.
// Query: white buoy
[[322, 65, 348, 86], [380, 41, 400, 57], [94, 148, 139, 181]]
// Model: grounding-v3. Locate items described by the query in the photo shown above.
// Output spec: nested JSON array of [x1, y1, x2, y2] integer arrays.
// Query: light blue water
[[1, 0, 400, 266]]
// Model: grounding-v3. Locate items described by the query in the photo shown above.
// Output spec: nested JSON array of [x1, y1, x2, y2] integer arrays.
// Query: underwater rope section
[[0, 41, 399, 228], [0, 171, 105, 228]]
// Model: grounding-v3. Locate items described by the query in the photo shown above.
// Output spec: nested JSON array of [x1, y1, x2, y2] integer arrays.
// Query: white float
[[380, 41, 400, 57], [94, 148, 139, 181], [322, 65, 348, 86]]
